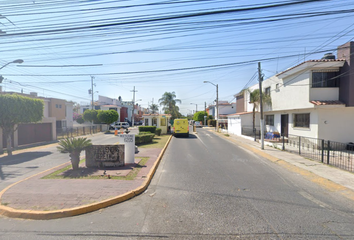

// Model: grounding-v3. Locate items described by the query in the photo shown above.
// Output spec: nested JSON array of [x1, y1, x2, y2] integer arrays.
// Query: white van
[[109, 122, 130, 130]]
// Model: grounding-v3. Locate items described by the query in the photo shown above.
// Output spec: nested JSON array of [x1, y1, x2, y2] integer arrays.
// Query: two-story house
[[0, 92, 73, 152], [229, 41, 354, 143]]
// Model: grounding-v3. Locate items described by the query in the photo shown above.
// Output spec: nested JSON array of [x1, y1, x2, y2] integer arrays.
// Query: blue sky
[[1, 0, 354, 115]]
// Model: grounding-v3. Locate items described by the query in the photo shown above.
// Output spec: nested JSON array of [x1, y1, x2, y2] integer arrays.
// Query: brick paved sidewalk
[[1, 148, 162, 211]]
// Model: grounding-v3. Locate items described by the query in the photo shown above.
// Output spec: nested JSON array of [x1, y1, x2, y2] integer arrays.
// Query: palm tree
[[57, 137, 92, 170], [150, 103, 159, 114], [158, 92, 182, 119], [248, 89, 272, 132]]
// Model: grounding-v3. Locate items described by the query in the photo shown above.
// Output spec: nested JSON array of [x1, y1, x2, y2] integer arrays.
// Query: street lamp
[[0, 59, 24, 71], [190, 103, 197, 113], [0, 59, 24, 85], [203, 81, 219, 132]]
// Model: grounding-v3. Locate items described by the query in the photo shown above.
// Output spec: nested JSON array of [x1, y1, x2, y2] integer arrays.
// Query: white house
[[208, 101, 236, 125], [142, 114, 171, 134], [229, 41, 354, 144]]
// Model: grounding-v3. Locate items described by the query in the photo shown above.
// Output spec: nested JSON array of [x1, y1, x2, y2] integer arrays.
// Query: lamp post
[[190, 103, 197, 113], [0, 59, 24, 71], [204, 81, 219, 132], [0, 60, 24, 85]]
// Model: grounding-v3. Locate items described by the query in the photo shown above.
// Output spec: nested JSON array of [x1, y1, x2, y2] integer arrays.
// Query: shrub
[[138, 132, 151, 135], [76, 115, 85, 124], [139, 126, 156, 133], [155, 128, 162, 136], [208, 119, 216, 127], [135, 133, 155, 144]]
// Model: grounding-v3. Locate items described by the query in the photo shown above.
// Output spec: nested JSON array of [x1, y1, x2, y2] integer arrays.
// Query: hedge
[[155, 128, 162, 136], [135, 133, 155, 144], [208, 119, 216, 127], [139, 126, 156, 133]]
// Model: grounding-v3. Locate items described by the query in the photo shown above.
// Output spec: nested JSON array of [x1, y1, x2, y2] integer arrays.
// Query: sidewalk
[[0, 137, 171, 219], [210, 128, 354, 197]]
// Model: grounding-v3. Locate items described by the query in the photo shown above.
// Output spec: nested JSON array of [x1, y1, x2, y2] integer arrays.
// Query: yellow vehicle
[[173, 119, 189, 137]]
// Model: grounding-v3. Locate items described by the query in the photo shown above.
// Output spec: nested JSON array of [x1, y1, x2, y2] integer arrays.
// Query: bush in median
[[135, 133, 155, 144], [139, 126, 156, 134], [155, 128, 162, 136]]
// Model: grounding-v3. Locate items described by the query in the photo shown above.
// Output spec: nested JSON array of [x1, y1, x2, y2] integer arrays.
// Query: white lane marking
[[205, 133, 212, 138], [196, 134, 209, 150]]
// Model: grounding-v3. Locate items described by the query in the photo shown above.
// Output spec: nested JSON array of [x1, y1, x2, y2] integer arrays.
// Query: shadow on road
[[0, 152, 52, 181]]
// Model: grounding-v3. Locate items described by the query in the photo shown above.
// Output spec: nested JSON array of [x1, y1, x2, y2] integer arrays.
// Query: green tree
[[158, 92, 182, 120], [97, 110, 119, 129], [150, 103, 159, 114], [57, 137, 92, 170], [248, 89, 272, 131], [83, 109, 99, 123], [193, 111, 208, 122], [0, 94, 43, 156]]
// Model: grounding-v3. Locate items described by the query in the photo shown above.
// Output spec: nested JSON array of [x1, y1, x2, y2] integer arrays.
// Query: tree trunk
[[6, 134, 13, 156], [70, 151, 81, 170], [4, 128, 13, 156]]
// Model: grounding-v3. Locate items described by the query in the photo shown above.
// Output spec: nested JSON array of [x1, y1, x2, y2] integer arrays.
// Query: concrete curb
[[213, 130, 354, 202], [0, 135, 173, 220]]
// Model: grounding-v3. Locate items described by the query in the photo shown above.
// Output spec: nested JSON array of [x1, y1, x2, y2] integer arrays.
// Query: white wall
[[219, 103, 236, 115], [65, 102, 74, 128], [317, 107, 354, 143], [287, 109, 319, 139], [272, 72, 314, 111], [228, 116, 241, 135], [310, 88, 339, 101]]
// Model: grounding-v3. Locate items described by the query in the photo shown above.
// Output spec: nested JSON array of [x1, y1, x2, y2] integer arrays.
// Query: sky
[[1, 0, 354, 115]]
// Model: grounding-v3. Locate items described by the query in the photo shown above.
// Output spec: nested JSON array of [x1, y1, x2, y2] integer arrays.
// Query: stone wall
[[85, 145, 125, 168]]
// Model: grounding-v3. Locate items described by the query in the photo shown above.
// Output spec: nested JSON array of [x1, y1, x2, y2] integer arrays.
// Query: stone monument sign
[[85, 145, 125, 168]]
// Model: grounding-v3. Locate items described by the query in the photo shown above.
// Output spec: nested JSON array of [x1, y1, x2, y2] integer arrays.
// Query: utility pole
[[216, 84, 219, 132], [90, 76, 95, 110], [258, 62, 264, 150], [131, 86, 138, 126]]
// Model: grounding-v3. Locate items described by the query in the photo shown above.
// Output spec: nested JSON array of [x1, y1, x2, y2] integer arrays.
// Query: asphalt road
[[1, 128, 354, 239]]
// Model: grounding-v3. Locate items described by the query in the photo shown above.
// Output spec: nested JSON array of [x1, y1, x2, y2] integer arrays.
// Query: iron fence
[[275, 134, 354, 173], [56, 125, 108, 139]]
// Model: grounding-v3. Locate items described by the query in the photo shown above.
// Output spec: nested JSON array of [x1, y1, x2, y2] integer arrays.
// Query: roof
[[276, 59, 345, 78], [142, 113, 171, 117], [227, 111, 254, 117], [102, 105, 120, 108], [310, 100, 345, 106]]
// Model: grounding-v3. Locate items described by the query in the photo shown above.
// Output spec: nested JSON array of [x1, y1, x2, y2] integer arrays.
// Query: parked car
[[195, 121, 203, 128], [109, 122, 130, 130]]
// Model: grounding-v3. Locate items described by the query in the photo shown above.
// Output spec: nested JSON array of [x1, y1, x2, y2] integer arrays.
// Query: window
[[145, 118, 149, 126], [152, 117, 157, 126], [312, 71, 340, 88], [294, 113, 310, 128], [161, 118, 166, 126], [265, 87, 271, 96], [265, 115, 274, 126]]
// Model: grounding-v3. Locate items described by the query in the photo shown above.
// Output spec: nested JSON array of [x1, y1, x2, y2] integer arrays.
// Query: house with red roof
[[229, 41, 354, 143]]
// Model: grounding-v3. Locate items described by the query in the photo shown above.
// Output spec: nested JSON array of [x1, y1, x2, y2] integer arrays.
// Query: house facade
[[142, 114, 171, 134], [0, 92, 73, 152], [229, 41, 354, 143]]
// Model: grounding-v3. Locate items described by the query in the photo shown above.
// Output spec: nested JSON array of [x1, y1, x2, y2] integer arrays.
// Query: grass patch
[[224, 134, 230, 137], [41, 157, 149, 180], [42, 159, 86, 179], [137, 134, 170, 149]]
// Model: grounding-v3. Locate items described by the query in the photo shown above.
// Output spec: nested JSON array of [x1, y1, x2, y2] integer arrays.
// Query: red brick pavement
[[1, 148, 162, 211]]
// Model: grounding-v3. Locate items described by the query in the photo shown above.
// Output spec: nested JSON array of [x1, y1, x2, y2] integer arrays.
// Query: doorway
[[281, 114, 289, 137]]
